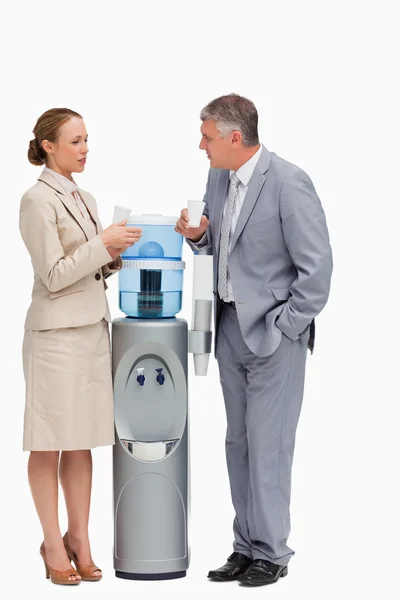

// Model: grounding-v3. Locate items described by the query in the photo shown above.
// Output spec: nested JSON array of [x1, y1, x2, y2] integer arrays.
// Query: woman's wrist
[[99, 232, 111, 248]]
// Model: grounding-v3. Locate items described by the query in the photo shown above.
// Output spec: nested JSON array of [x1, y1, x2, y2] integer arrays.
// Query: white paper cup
[[113, 205, 132, 223], [187, 200, 205, 227]]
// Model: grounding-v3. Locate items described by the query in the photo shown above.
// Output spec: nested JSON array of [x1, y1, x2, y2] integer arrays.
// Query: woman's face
[[43, 117, 88, 178]]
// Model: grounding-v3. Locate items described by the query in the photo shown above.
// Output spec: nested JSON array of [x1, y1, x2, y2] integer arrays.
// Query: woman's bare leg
[[28, 451, 80, 581], [59, 449, 101, 576]]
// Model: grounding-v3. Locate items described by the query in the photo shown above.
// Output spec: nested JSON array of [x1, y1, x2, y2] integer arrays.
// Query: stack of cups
[[187, 199, 212, 377]]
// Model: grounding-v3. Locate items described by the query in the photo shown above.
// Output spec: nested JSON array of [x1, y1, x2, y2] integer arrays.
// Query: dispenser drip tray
[[121, 438, 180, 461]]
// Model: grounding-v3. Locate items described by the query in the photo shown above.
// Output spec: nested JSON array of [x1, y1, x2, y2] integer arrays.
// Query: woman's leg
[[59, 449, 101, 576], [28, 451, 80, 580]]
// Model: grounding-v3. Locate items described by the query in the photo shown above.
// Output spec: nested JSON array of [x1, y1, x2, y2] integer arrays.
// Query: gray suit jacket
[[189, 145, 333, 357]]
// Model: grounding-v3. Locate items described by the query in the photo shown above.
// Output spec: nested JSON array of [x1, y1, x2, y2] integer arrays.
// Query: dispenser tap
[[136, 368, 146, 386], [156, 368, 165, 385]]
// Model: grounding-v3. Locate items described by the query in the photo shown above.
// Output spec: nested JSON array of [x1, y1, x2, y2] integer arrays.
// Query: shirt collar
[[43, 167, 79, 194], [230, 144, 262, 186]]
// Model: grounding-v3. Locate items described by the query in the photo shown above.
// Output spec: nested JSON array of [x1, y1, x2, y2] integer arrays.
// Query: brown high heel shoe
[[63, 533, 102, 582], [39, 542, 81, 585]]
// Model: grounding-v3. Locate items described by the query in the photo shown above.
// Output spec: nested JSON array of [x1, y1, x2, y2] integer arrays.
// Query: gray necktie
[[218, 172, 240, 300]]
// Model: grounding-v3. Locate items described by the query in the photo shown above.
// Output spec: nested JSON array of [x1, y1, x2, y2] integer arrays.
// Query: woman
[[19, 108, 141, 585]]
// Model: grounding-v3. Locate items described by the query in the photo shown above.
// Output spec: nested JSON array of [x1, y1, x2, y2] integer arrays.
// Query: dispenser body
[[112, 317, 189, 580]]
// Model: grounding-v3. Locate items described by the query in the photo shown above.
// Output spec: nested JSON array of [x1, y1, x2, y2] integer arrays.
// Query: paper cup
[[113, 205, 132, 223], [187, 200, 205, 227]]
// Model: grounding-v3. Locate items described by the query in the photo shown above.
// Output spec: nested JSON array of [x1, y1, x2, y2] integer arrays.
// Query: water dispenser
[[112, 211, 213, 580]]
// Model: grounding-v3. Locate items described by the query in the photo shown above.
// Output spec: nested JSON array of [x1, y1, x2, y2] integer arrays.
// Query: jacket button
[[95, 273, 101, 280]]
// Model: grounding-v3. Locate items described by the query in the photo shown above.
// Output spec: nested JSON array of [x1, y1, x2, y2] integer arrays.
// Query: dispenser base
[[115, 570, 186, 580]]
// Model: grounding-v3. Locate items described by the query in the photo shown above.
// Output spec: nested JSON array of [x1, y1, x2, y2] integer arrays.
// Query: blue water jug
[[118, 214, 185, 318]]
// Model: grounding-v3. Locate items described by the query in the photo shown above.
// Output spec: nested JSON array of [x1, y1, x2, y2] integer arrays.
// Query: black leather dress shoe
[[237, 559, 288, 586], [207, 552, 253, 581]]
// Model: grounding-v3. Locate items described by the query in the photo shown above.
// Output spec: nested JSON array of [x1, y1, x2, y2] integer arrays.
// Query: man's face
[[199, 119, 233, 168]]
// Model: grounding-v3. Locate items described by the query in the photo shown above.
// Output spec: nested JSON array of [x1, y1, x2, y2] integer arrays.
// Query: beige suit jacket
[[19, 170, 122, 330]]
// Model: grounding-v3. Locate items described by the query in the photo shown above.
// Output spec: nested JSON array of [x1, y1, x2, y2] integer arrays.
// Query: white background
[[1, 1, 399, 598]]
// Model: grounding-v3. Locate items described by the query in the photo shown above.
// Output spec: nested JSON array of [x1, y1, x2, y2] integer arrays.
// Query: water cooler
[[112, 213, 212, 580]]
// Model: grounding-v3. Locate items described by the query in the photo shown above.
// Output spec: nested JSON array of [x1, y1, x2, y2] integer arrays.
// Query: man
[[175, 94, 333, 586]]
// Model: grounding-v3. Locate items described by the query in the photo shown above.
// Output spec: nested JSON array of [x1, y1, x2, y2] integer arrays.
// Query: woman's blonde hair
[[28, 108, 82, 166]]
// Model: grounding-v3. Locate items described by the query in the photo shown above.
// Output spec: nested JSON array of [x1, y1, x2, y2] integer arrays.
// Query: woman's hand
[[100, 220, 142, 252]]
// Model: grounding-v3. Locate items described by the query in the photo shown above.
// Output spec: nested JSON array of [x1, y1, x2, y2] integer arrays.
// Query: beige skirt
[[22, 319, 115, 451]]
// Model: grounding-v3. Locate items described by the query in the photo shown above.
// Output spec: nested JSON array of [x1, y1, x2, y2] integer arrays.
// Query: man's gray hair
[[200, 93, 259, 147]]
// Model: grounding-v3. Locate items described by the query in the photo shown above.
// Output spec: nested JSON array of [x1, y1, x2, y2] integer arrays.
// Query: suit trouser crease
[[216, 304, 308, 566]]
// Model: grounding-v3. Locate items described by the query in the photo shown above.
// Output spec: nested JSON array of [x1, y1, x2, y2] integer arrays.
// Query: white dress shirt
[[223, 145, 262, 301], [43, 167, 97, 237], [193, 146, 263, 301]]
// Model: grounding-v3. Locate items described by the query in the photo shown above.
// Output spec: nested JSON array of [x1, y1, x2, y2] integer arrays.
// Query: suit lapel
[[38, 171, 93, 240], [56, 191, 94, 240], [230, 145, 272, 252], [230, 171, 266, 251], [78, 188, 101, 233]]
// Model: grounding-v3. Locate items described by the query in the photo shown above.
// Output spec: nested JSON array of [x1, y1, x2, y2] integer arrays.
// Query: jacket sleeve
[[19, 193, 114, 293], [275, 169, 333, 341], [102, 256, 123, 279]]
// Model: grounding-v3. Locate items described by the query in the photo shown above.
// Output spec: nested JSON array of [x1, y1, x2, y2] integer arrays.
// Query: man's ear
[[231, 130, 242, 146]]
